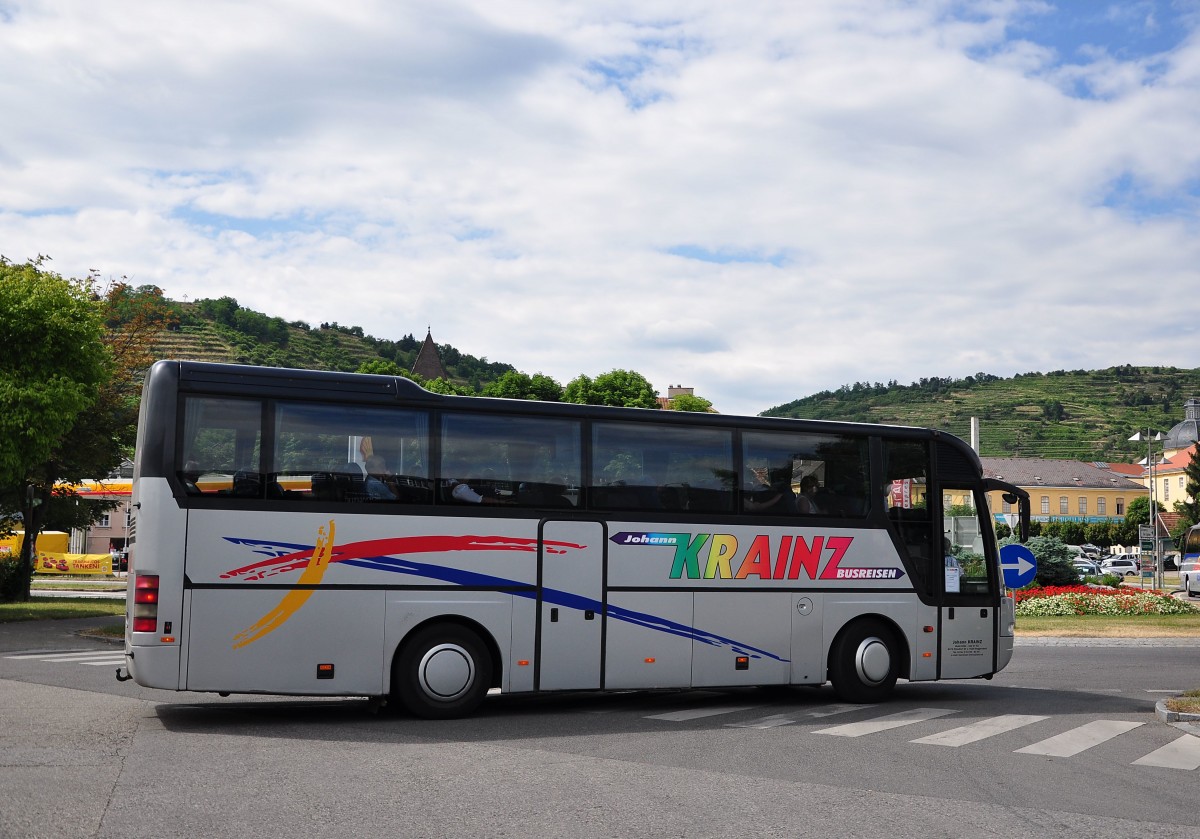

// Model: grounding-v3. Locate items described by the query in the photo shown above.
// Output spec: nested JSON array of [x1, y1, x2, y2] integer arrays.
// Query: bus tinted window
[[440, 414, 581, 508], [179, 397, 262, 496], [741, 431, 870, 517], [884, 440, 934, 595], [590, 423, 734, 513], [273, 403, 431, 503]]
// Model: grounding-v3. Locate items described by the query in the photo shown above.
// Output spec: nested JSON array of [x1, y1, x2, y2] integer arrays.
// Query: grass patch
[[0, 597, 125, 623], [32, 579, 127, 591], [1015, 614, 1200, 637], [1165, 690, 1200, 715]]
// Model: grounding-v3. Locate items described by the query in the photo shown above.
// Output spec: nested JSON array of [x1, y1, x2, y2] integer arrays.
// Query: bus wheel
[[393, 624, 492, 719], [829, 619, 899, 703]]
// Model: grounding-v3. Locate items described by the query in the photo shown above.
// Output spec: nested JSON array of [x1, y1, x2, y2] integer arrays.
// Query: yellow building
[[979, 457, 1146, 524]]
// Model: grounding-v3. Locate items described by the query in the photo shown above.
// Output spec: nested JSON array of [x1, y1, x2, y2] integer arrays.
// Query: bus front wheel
[[829, 619, 899, 703], [392, 624, 492, 719]]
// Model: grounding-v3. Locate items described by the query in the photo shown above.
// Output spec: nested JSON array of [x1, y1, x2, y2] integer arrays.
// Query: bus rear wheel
[[829, 619, 899, 703], [392, 624, 492, 719]]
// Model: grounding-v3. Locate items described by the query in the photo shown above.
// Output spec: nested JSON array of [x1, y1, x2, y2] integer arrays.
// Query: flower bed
[[1014, 584, 1200, 617]]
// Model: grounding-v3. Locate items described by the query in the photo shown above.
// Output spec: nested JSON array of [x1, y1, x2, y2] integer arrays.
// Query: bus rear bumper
[[996, 635, 1014, 671], [123, 644, 183, 690]]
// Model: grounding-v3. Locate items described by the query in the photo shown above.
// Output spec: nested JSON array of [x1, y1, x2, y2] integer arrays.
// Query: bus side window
[[178, 397, 262, 499], [590, 422, 733, 513], [440, 413, 581, 509], [741, 431, 870, 518], [273, 402, 430, 505]]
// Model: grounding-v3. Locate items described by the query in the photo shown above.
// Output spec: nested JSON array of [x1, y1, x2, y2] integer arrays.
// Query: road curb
[[1154, 698, 1200, 735]]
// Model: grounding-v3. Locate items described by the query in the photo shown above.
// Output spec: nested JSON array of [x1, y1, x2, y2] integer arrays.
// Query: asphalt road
[[2, 619, 1198, 839]]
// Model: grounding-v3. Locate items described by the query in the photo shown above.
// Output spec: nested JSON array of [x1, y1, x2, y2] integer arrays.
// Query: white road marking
[[1015, 720, 1144, 757], [911, 714, 1049, 747], [814, 707, 957, 737]]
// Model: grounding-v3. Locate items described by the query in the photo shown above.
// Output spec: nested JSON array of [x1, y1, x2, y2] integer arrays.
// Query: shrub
[[0, 557, 23, 602]]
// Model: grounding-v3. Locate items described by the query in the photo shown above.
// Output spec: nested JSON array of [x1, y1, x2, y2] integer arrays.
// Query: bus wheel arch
[[827, 616, 906, 703], [390, 619, 499, 719]]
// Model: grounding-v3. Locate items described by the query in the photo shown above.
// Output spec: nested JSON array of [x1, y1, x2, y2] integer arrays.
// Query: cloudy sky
[[3, 0, 1199, 415]]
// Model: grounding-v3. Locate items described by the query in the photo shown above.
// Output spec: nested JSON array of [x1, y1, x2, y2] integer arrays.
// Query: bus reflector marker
[[517, 660, 530, 666], [644, 658, 656, 664], [160, 636, 175, 644], [317, 663, 335, 679], [922, 652, 932, 657], [923, 626, 934, 633], [735, 656, 749, 670]]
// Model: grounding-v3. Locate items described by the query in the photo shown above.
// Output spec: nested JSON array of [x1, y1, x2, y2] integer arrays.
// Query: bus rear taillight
[[133, 574, 160, 633]]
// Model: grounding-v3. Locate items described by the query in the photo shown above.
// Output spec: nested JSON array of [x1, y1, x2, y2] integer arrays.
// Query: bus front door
[[537, 520, 605, 691]]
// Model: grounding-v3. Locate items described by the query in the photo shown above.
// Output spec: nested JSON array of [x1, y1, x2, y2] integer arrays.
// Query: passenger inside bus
[[443, 459, 512, 506], [743, 467, 797, 515], [796, 474, 821, 514], [363, 455, 397, 501]]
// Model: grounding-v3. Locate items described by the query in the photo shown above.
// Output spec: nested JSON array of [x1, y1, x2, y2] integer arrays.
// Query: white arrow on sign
[[1000, 553, 1034, 577]]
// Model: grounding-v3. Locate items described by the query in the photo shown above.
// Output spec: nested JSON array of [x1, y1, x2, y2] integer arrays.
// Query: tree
[[481, 371, 563, 402], [356, 359, 403, 376], [564, 370, 659, 409], [1123, 495, 1163, 529], [669, 393, 713, 412], [0, 259, 111, 600], [1172, 446, 1200, 535]]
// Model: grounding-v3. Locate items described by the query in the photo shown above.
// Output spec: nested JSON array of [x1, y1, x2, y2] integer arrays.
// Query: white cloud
[[2, 0, 1198, 416]]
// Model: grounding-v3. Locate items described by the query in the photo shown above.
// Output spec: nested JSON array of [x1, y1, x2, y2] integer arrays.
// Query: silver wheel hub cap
[[418, 643, 475, 701], [855, 637, 891, 685]]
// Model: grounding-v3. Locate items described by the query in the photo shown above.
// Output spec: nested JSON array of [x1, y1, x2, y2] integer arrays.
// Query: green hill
[[762, 366, 1200, 461], [145, 293, 1196, 464], [150, 297, 513, 390]]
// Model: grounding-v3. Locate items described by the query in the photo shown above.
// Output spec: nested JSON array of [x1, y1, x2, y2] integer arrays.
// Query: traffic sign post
[[999, 544, 1037, 589]]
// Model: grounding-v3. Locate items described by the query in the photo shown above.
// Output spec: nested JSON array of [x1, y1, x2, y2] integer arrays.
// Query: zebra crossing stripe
[[1132, 735, 1200, 770], [726, 713, 795, 729], [647, 705, 756, 722], [814, 707, 957, 737], [805, 703, 870, 718], [6, 652, 125, 665], [8, 651, 111, 661], [1015, 720, 1144, 757], [910, 714, 1049, 747]]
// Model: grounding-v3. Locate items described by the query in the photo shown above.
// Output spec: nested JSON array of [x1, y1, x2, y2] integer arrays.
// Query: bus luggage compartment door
[[537, 520, 605, 691]]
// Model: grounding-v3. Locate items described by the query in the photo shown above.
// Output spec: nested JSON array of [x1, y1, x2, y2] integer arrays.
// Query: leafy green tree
[[423, 377, 472, 396], [356, 359, 403, 376], [670, 393, 713, 412], [1123, 495, 1162, 529], [1108, 515, 1137, 548], [1084, 521, 1112, 549], [0, 259, 111, 600], [482, 371, 563, 401], [564, 370, 659, 409], [1172, 445, 1200, 535]]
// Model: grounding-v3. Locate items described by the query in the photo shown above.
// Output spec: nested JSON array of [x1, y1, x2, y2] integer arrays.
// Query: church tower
[[411, 329, 450, 381]]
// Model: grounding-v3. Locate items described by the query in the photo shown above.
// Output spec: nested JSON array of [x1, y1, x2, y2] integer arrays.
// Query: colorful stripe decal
[[222, 531, 788, 662]]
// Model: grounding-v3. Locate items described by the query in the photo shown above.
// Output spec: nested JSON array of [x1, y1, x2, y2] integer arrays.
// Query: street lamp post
[[1129, 430, 1166, 588]]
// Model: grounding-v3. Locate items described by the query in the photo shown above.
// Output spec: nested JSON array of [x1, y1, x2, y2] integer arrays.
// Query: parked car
[[1186, 570, 1200, 598], [1099, 557, 1140, 577], [1079, 543, 1101, 558], [1072, 559, 1101, 577]]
